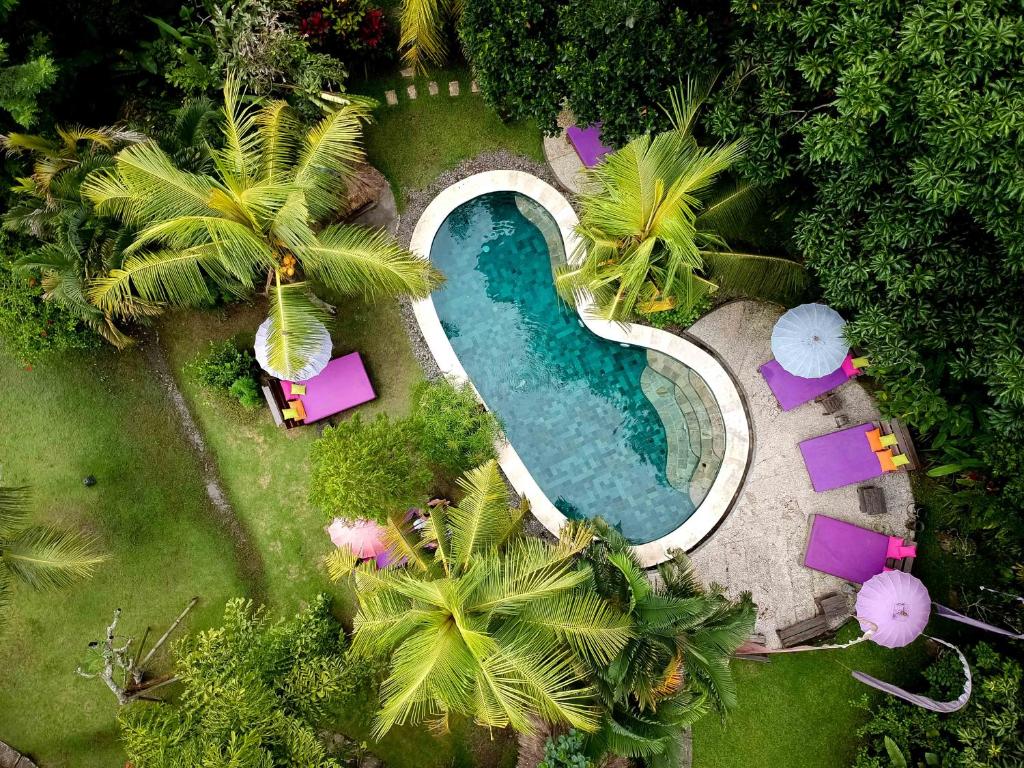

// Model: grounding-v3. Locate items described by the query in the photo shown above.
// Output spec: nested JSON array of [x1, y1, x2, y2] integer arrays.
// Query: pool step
[[646, 350, 725, 505], [640, 367, 699, 491]]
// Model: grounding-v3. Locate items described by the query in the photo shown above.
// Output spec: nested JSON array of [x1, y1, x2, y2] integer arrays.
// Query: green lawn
[[0, 348, 245, 767], [694, 621, 930, 768], [351, 67, 544, 209], [157, 296, 422, 617]]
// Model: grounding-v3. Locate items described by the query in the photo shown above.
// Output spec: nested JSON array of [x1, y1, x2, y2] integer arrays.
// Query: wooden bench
[[777, 614, 829, 648], [816, 592, 849, 621], [885, 555, 915, 573], [858, 485, 886, 516], [817, 393, 842, 415]]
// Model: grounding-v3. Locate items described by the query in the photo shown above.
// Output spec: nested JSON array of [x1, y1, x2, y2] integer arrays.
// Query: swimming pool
[[411, 172, 749, 562]]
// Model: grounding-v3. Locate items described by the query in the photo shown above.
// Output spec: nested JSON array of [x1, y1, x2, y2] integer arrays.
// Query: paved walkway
[[542, 110, 587, 194], [686, 300, 914, 648]]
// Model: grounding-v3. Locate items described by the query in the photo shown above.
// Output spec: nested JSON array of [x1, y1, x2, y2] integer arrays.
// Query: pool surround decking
[[408, 171, 751, 566]]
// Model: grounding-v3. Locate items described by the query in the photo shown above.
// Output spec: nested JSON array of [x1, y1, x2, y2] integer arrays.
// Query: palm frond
[[523, 590, 632, 665], [292, 102, 372, 223], [448, 460, 515, 568], [0, 485, 30, 539], [88, 246, 226, 316], [212, 73, 263, 185], [399, 0, 451, 70], [1, 525, 106, 590], [663, 76, 716, 138], [264, 275, 332, 381], [694, 182, 763, 243], [699, 249, 807, 304], [297, 224, 442, 300], [323, 546, 358, 582], [257, 100, 301, 182]]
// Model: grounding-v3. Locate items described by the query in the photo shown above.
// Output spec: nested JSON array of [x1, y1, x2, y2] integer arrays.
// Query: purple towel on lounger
[[759, 359, 852, 411], [804, 514, 889, 583], [799, 422, 882, 492], [567, 124, 612, 167]]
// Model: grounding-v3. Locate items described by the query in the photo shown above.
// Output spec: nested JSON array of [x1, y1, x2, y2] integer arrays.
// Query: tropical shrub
[[297, 0, 392, 64], [853, 643, 1023, 768], [581, 522, 755, 767], [643, 296, 712, 331], [187, 339, 262, 409], [557, 82, 805, 321], [0, 242, 98, 361], [348, 460, 631, 737], [538, 730, 591, 768], [459, 0, 563, 127], [555, 0, 723, 146], [409, 379, 500, 476], [119, 595, 367, 767], [0, 35, 56, 129], [705, 0, 1024, 564], [309, 413, 432, 524]]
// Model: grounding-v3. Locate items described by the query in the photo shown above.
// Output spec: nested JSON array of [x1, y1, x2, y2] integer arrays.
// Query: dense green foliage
[[538, 730, 591, 768], [853, 643, 1022, 768], [0, 37, 56, 128], [461, 0, 725, 144], [119, 595, 368, 767], [643, 296, 712, 331], [707, 0, 1024, 571], [309, 413, 432, 524], [0, 243, 97, 361], [409, 379, 500, 476], [187, 339, 262, 409], [458, 0, 562, 126]]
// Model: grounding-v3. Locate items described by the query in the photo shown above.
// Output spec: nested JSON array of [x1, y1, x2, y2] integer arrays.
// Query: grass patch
[[351, 66, 544, 209], [158, 297, 422, 616], [0, 347, 245, 767], [693, 622, 930, 768]]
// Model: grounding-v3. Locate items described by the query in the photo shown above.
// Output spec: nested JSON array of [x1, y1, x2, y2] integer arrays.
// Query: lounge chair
[[803, 514, 916, 584], [268, 351, 377, 428], [799, 421, 915, 492], [566, 124, 613, 167], [759, 353, 862, 411]]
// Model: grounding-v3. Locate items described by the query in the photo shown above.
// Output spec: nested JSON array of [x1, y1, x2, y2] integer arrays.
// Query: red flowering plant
[[295, 1, 388, 57]]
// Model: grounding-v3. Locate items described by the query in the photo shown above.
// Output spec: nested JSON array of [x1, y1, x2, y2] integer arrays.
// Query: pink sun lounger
[[282, 352, 376, 423], [567, 124, 613, 167], [799, 422, 887, 492], [804, 514, 892, 583], [760, 354, 860, 411]]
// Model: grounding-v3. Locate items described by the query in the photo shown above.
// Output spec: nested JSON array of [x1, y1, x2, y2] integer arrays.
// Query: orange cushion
[[866, 428, 884, 452], [291, 399, 307, 422], [876, 449, 898, 472]]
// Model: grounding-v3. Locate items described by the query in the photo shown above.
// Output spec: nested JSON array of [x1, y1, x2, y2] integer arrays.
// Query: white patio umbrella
[[770, 303, 849, 378], [254, 316, 332, 381]]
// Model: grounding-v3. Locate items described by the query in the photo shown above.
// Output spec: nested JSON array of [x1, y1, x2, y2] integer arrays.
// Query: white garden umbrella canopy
[[771, 303, 849, 378], [254, 316, 332, 381]]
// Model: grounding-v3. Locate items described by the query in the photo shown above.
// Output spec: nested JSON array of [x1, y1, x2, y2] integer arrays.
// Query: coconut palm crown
[[556, 81, 806, 322], [342, 460, 633, 738], [0, 483, 106, 622], [83, 75, 441, 379]]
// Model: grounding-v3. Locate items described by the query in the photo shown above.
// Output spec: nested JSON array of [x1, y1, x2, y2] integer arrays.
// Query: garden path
[[686, 300, 914, 648], [143, 332, 268, 604]]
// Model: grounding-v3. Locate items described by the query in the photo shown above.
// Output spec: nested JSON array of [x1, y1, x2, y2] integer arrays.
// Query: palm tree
[[398, 0, 463, 70], [2, 125, 147, 346], [340, 460, 632, 738], [83, 76, 441, 379], [0, 483, 106, 621], [556, 82, 806, 322], [581, 521, 755, 768]]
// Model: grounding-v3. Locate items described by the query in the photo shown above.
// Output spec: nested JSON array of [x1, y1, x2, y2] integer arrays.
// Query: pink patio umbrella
[[325, 518, 388, 559], [856, 570, 932, 648]]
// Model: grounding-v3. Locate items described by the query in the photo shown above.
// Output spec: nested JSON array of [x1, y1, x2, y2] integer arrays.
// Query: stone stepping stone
[[471, 79, 480, 93], [428, 81, 439, 96], [449, 80, 460, 96], [385, 90, 398, 106], [400, 67, 414, 78], [406, 84, 417, 100]]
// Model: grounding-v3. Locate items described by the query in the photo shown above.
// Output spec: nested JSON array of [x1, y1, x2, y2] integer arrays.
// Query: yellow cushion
[[282, 407, 298, 420], [290, 384, 307, 395], [892, 452, 910, 467], [879, 433, 898, 448], [852, 356, 870, 369]]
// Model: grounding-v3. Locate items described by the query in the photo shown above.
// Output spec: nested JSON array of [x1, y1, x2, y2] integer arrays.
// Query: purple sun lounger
[[567, 124, 613, 167], [804, 514, 890, 583], [799, 422, 882, 492], [759, 358, 854, 411], [282, 352, 376, 423]]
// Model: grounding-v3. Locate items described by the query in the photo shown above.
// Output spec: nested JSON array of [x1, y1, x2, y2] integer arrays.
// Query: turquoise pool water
[[430, 191, 719, 543]]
